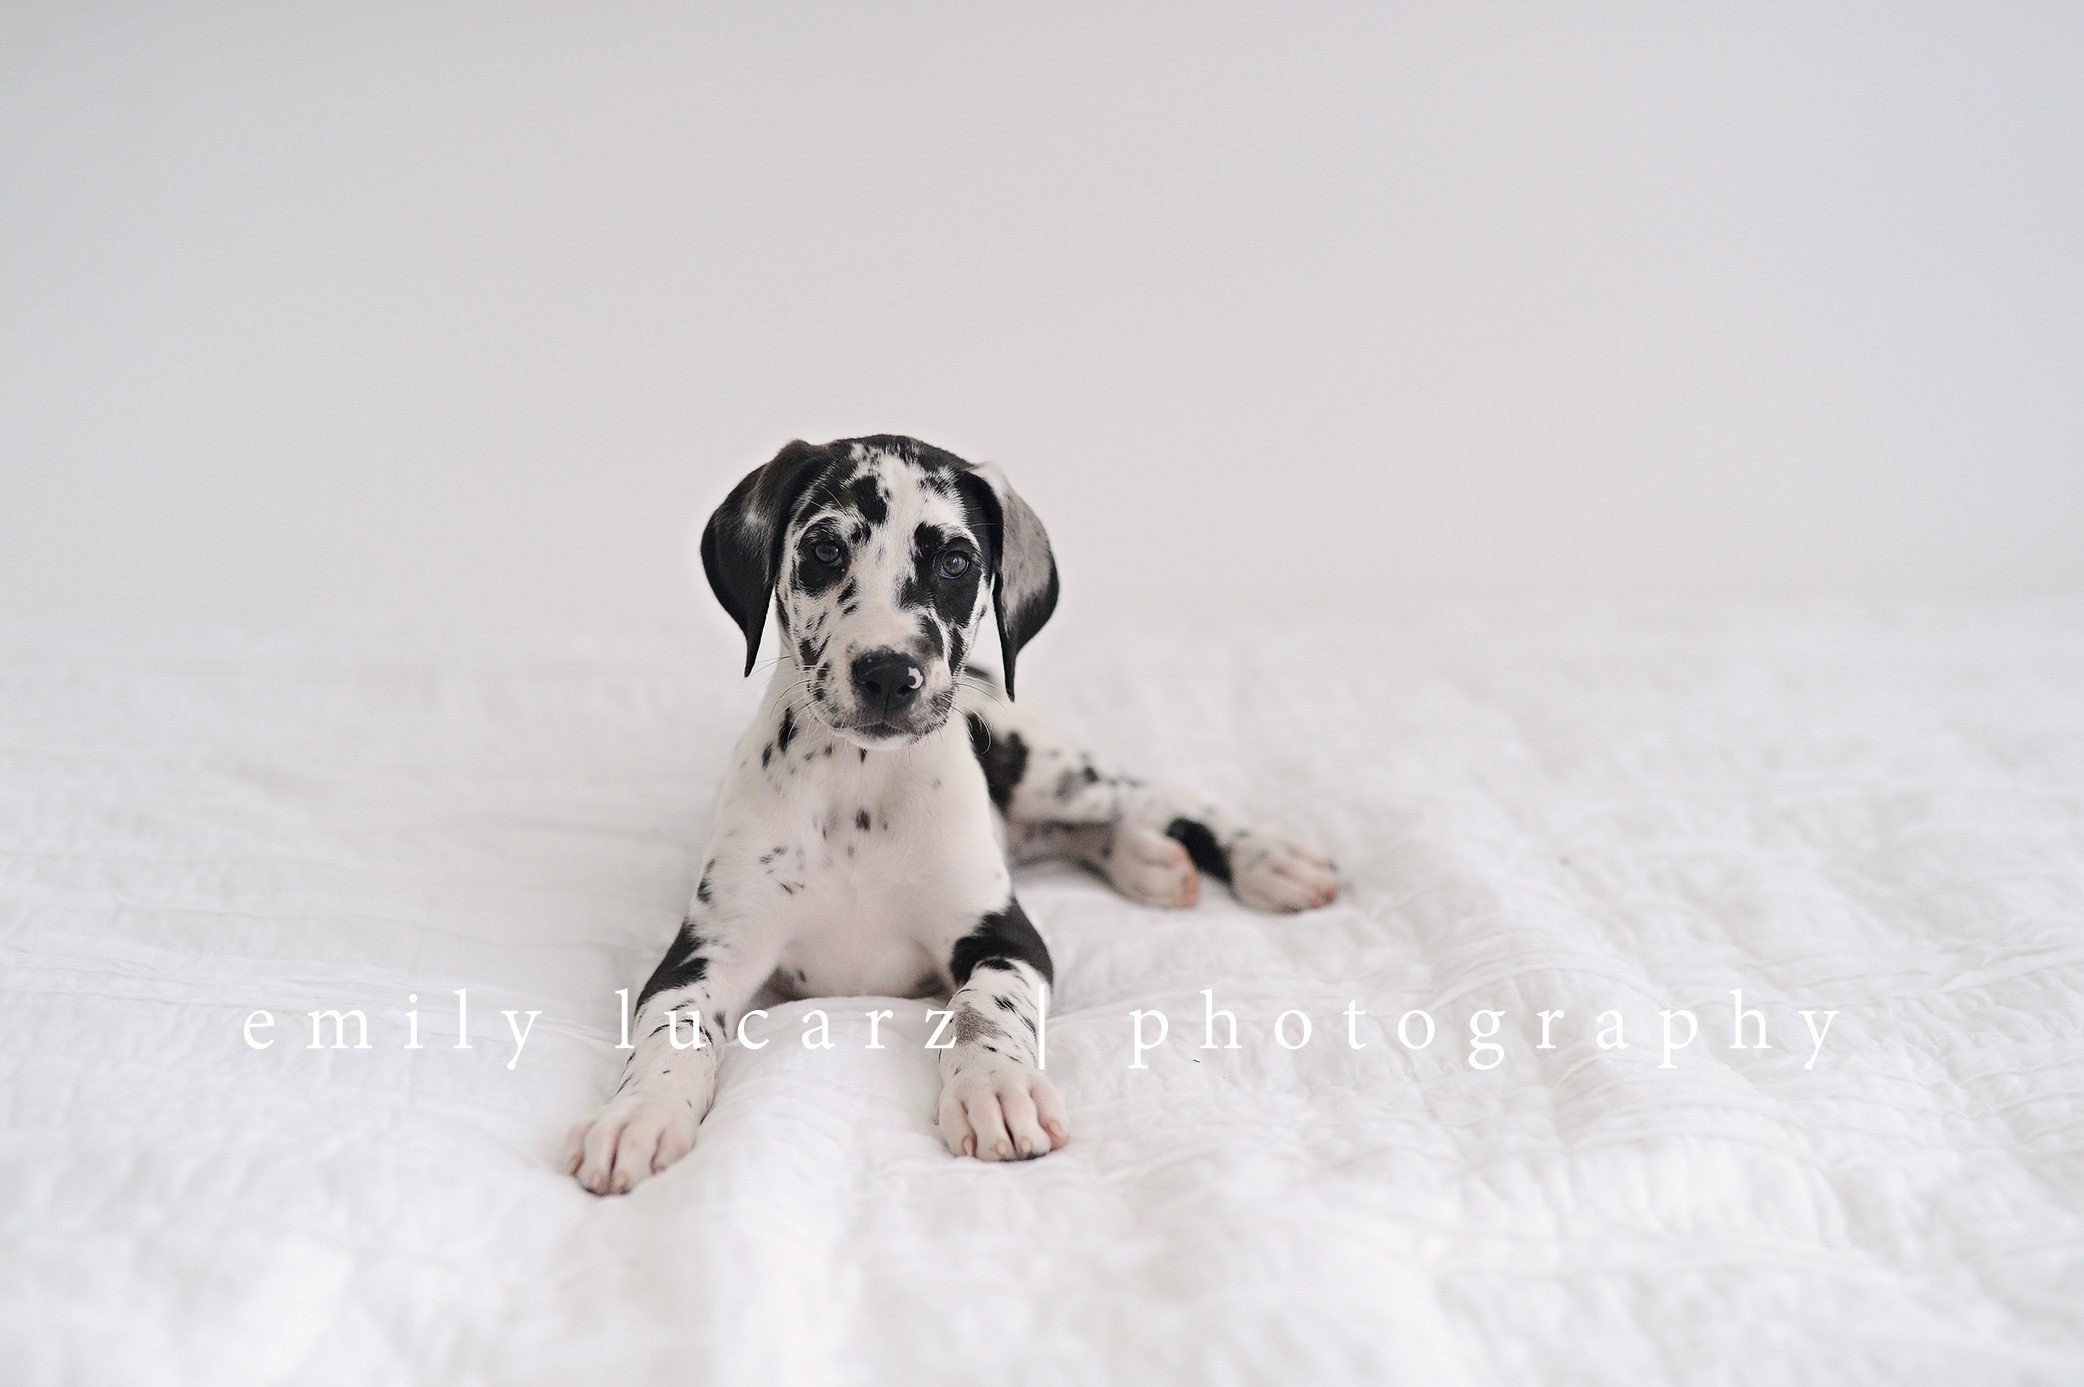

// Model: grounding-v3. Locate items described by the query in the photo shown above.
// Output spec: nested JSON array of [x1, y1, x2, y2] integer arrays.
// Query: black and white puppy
[[569, 435, 1337, 1193]]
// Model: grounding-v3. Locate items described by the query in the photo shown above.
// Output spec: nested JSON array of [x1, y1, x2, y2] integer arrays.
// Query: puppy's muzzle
[[851, 649, 924, 722]]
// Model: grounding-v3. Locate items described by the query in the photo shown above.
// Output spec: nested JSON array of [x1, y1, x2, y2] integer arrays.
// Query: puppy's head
[[701, 436, 1057, 746]]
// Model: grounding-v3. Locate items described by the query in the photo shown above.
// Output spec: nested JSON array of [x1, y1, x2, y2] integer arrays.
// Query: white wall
[[3, 3, 2080, 625]]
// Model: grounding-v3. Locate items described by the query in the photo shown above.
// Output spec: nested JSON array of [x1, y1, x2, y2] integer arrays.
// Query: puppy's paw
[[937, 1063, 1069, 1162], [567, 1097, 699, 1195], [1103, 823, 1200, 908], [1231, 836, 1340, 913]]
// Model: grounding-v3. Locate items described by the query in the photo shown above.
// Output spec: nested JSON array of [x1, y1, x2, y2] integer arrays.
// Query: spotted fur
[[568, 436, 1337, 1194]]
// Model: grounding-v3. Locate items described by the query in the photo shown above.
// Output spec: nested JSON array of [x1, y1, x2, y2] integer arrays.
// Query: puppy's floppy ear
[[700, 440, 828, 675], [957, 461, 1058, 699]]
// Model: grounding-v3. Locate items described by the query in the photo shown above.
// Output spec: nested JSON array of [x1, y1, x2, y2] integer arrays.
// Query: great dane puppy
[[569, 435, 1338, 1193]]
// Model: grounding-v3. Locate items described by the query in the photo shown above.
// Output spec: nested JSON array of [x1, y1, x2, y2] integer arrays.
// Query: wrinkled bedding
[[1, 606, 2081, 1385]]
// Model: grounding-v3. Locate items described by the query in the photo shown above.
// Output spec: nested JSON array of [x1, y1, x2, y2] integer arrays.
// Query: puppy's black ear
[[700, 440, 828, 675], [958, 461, 1058, 699]]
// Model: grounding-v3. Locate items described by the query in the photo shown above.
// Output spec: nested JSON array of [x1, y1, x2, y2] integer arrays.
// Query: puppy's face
[[776, 448, 993, 745], [701, 435, 1059, 747]]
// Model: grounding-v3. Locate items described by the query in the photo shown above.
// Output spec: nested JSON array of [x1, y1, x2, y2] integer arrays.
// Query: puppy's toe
[[1232, 838, 1340, 913], [938, 1067, 1068, 1162], [1104, 823, 1200, 908], [570, 1099, 698, 1195]]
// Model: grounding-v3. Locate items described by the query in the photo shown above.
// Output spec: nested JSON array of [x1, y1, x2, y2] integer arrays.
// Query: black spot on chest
[[966, 713, 1030, 812]]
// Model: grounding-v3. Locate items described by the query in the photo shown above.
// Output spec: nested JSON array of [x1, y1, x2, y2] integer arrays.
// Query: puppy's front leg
[[569, 906, 776, 1195], [937, 896, 1069, 1161]]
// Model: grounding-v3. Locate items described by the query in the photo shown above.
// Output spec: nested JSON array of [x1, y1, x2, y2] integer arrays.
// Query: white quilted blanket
[[3, 608, 2081, 1385]]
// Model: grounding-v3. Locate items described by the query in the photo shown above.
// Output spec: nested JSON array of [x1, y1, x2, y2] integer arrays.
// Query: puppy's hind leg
[[966, 671, 1338, 913], [1008, 820, 1203, 909]]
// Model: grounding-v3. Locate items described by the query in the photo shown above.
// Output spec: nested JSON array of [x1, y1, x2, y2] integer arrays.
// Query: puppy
[[569, 435, 1337, 1193]]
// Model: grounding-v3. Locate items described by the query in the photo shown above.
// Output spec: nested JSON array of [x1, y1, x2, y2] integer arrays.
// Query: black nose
[[850, 650, 924, 719]]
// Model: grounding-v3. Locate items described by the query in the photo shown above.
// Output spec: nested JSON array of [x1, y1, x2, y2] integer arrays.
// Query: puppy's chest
[[753, 752, 1005, 998]]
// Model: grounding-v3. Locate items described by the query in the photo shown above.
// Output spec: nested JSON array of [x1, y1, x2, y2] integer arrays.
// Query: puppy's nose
[[850, 650, 924, 718]]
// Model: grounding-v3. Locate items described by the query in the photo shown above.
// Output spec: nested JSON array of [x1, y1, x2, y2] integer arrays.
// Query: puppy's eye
[[811, 541, 844, 568], [936, 552, 973, 580]]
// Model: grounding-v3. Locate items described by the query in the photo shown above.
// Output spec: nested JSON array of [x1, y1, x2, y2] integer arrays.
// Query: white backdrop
[[3, 3, 2080, 625]]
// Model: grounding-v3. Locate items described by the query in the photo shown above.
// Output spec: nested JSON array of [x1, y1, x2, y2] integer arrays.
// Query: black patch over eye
[[936, 551, 973, 581], [811, 541, 845, 568]]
